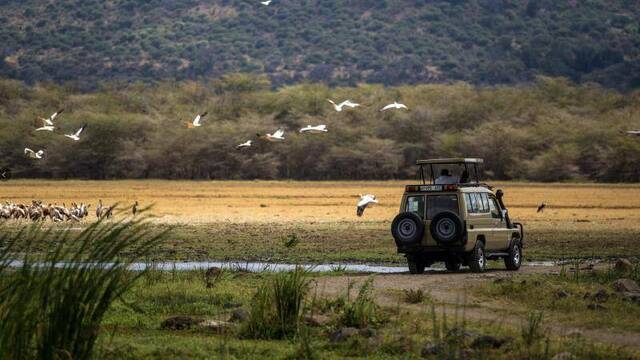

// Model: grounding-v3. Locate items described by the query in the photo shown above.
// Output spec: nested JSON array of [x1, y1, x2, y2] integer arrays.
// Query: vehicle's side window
[[488, 196, 502, 219], [470, 193, 482, 213], [426, 195, 459, 219], [406, 196, 425, 218], [464, 194, 473, 214], [480, 193, 491, 213]]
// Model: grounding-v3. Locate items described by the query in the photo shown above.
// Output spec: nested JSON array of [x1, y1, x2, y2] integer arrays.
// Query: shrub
[[339, 278, 381, 328]]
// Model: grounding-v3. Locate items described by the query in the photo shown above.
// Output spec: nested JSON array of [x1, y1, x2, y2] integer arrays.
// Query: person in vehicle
[[435, 169, 458, 184], [459, 170, 469, 184]]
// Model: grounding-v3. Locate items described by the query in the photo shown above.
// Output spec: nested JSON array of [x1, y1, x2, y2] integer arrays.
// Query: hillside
[[0, 0, 639, 89]]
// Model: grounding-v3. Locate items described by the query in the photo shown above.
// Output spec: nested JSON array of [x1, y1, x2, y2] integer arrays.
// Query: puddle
[[4, 260, 558, 273]]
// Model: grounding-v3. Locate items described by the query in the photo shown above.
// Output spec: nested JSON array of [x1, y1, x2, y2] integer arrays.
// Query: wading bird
[[235, 140, 252, 150], [380, 101, 409, 111], [299, 125, 328, 134], [39, 109, 64, 126], [65, 124, 86, 141], [186, 112, 208, 128], [356, 194, 378, 217], [327, 99, 360, 112], [537, 202, 546, 213], [257, 128, 285, 142], [132, 201, 138, 215], [24, 148, 44, 159]]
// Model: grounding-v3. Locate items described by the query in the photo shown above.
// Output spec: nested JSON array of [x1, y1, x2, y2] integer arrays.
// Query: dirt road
[[313, 265, 640, 350]]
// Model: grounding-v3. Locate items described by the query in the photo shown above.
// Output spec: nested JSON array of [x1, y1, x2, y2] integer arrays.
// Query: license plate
[[420, 185, 442, 192]]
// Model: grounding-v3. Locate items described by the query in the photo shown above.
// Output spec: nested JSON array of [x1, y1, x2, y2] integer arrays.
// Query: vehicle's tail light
[[444, 184, 458, 191], [405, 185, 420, 192]]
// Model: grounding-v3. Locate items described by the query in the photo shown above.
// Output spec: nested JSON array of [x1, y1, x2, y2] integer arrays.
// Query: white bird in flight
[[356, 194, 378, 217], [327, 99, 360, 112], [261, 0, 272, 5], [299, 125, 328, 134], [24, 148, 44, 159], [186, 112, 208, 128], [65, 124, 86, 141], [626, 130, 640, 136], [235, 140, 252, 150], [257, 128, 285, 142], [39, 108, 64, 126], [35, 122, 55, 132], [380, 101, 409, 111]]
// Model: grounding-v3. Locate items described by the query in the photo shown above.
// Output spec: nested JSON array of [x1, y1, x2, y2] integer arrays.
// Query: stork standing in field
[[299, 125, 328, 134], [380, 101, 409, 111], [356, 194, 378, 217], [257, 128, 285, 142], [132, 201, 138, 216], [537, 202, 546, 213], [327, 99, 360, 112]]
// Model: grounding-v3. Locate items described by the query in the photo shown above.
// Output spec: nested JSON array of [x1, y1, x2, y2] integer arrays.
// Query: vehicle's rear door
[[404, 195, 426, 246], [425, 194, 460, 247]]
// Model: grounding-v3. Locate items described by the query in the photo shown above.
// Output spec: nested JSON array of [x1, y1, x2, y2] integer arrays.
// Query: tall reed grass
[[0, 214, 166, 359]]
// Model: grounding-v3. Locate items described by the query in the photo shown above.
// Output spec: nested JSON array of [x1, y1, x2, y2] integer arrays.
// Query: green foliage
[[2, 77, 640, 181], [0, 1, 639, 89], [338, 278, 381, 328], [0, 216, 166, 359], [243, 267, 310, 339]]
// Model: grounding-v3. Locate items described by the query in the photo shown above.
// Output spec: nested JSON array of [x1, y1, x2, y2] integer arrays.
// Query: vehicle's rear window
[[405, 195, 425, 217], [426, 195, 459, 219]]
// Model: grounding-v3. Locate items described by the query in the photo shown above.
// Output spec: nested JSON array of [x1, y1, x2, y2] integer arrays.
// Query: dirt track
[[313, 265, 640, 350]]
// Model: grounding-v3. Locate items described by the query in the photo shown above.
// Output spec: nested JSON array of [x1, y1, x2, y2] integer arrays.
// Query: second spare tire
[[391, 212, 425, 247], [430, 211, 463, 245]]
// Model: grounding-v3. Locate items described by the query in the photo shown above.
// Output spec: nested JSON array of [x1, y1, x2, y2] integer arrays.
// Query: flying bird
[[299, 125, 328, 134], [65, 124, 86, 141], [257, 128, 285, 142], [327, 99, 360, 112], [380, 101, 409, 111], [537, 202, 546, 213], [186, 112, 208, 128], [356, 194, 378, 217], [261, 0, 272, 5], [625, 130, 640, 136], [35, 123, 55, 132], [235, 140, 253, 150], [39, 109, 64, 126], [24, 148, 44, 159]]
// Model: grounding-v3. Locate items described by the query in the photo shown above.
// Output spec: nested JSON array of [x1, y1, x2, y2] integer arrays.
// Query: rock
[[587, 303, 607, 311], [359, 327, 377, 338], [614, 259, 633, 273], [421, 341, 443, 357], [199, 320, 233, 332], [330, 327, 359, 342], [161, 316, 202, 330], [620, 292, 640, 304], [592, 288, 609, 302], [229, 308, 249, 323], [470, 335, 511, 349], [555, 289, 569, 299], [304, 314, 330, 327], [552, 351, 576, 360], [612, 279, 640, 293]]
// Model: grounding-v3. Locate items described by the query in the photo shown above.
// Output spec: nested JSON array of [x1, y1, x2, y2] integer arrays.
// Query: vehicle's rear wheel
[[504, 241, 522, 270], [445, 260, 461, 272], [468, 241, 486, 273], [407, 258, 425, 274]]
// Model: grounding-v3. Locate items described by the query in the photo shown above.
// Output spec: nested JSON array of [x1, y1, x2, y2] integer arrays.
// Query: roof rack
[[416, 158, 483, 165]]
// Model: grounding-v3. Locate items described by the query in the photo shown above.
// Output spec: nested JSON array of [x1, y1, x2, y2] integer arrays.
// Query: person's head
[[460, 170, 469, 182], [440, 168, 450, 176]]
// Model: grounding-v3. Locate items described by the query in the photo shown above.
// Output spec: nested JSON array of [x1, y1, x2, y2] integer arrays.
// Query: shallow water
[[6, 260, 558, 273]]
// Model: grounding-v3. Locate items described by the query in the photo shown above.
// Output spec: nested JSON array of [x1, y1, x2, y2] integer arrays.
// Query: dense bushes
[[1, 76, 639, 182], [0, 0, 638, 89]]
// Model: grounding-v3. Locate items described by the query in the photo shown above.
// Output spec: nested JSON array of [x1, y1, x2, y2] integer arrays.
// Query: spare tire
[[430, 211, 463, 245], [391, 212, 425, 247]]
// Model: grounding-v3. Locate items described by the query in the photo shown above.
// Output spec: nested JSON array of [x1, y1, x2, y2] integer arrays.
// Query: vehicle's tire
[[430, 211, 464, 245], [392, 212, 425, 247], [407, 258, 425, 274], [504, 240, 522, 271], [468, 241, 486, 273], [445, 260, 461, 272]]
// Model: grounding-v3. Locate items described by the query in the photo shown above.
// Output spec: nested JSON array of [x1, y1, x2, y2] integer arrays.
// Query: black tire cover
[[430, 211, 463, 245], [391, 212, 425, 247]]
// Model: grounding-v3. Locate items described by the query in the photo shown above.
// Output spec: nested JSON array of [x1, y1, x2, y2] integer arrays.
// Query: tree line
[[0, 74, 639, 182]]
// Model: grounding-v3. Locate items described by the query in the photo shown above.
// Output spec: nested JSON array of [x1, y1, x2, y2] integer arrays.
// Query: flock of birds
[[0, 199, 138, 222], [24, 108, 86, 159]]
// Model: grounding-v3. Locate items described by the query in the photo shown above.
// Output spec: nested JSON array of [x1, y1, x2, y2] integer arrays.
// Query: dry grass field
[[1, 180, 639, 262]]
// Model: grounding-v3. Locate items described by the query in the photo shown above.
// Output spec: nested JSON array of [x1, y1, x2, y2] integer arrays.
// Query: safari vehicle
[[391, 158, 524, 274]]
